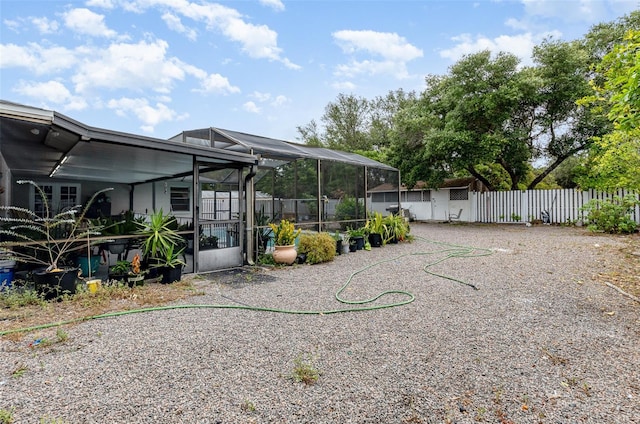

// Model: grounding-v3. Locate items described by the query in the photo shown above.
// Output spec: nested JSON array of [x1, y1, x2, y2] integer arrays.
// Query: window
[[449, 189, 468, 201], [170, 187, 190, 211], [371, 192, 385, 202], [402, 190, 430, 202], [31, 183, 80, 216]]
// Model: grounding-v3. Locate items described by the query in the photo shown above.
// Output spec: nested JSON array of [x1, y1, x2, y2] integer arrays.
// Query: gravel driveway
[[2, 223, 639, 423]]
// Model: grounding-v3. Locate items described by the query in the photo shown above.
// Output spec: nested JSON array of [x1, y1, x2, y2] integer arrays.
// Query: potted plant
[[383, 213, 410, 244], [364, 211, 387, 248], [136, 209, 183, 268], [127, 253, 146, 286], [346, 227, 366, 251], [136, 209, 185, 283], [331, 231, 343, 255], [0, 181, 111, 299], [108, 260, 131, 284], [156, 243, 186, 284], [268, 219, 301, 265]]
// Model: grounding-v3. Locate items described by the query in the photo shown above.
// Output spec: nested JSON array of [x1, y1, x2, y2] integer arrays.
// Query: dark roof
[[175, 127, 397, 171], [0, 100, 257, 185], [369, 177, 488, 192]]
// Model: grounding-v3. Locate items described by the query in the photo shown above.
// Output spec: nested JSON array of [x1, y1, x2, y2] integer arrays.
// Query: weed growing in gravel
[[241, 400, 256, 412], [39, 417, 67, 424], [11, 364, 27, 378], [290, 353, 320, 385], [0, 408, 14, 424], [56, 328, 68, 343], [0, 287, 46, 309]]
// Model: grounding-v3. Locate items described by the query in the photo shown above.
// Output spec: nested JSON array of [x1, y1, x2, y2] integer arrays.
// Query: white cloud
[[334, 30, 423, 61], [14, 80, 88, 110], [3, 19, 21, 33], [107, 97, 184, 133], [248, 91, 289, 107], [243, 101, 261, 114], [31, 17, 59, 34], [332, 30, 423, 79], [270, 95, 289, 107], [0, 43, 78, 74], [259, 0, 285, 12], [123, 0, 300, 69], [439, 31, 561, 66], [72, 39, 186, 94], [62, 8, 117, 38], [161, 12, 197, 41], [331, 81, 357, 91], [85, 0, 116, 9], [196, 73, 240, 94], [251, 91, 271, 102]]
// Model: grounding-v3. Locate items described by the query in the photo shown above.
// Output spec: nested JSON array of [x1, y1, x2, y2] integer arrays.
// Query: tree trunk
[[467, 166, 495, 191]]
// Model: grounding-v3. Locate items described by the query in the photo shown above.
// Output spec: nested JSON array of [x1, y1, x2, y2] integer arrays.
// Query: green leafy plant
[[0, 408, 14, 424], [0, 286, 45, 309], [268, 219, 301, 246], [135, 209, 184, 268], [109, 260, 131, 275], [383, 213, 410, 242], [290, 354, 320, 385], [365, 211, 387, 237], [297, 232, 336, 264], [346, 227, 366, 238], [56, 328, 69, 343], [136, 209, 184, 260], [0, 181, 111, 272], [334, 197, 365, 229], [510, 213, 521, 222], [11, 364, 27, 378], [156, 243, 186, 269], [580, 195, 639, 234]]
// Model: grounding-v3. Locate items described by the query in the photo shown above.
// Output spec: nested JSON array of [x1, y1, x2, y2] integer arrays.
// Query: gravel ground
[[1, 223, 639, 423]]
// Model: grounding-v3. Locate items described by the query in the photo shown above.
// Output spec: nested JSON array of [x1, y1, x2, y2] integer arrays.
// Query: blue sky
[[0, 0, 637, 142]]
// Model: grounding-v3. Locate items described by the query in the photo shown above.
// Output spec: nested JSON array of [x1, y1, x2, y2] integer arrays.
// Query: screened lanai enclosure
[[172, 128, 400, 263]]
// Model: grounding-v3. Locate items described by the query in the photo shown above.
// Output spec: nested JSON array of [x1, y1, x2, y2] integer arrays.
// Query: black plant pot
[[349, 242, 357, 252], [108, 272, 129, 284], [161, 266, 182, 284], [335, 240, 343, 255], [33, 267, 80, 300], [353, 236, 365, 250], [368, 233, 383, 248]]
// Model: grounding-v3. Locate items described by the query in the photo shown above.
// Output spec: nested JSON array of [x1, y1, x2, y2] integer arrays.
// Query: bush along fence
[[471, 188, 640, 225]]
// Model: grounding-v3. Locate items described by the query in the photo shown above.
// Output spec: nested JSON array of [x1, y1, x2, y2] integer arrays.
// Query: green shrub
[[334, 197, 365, 230], [297, 232, 336, 264], [580, 195, 639, 234]]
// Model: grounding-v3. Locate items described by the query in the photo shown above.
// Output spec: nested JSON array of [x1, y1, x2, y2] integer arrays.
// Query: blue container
[[77, 255, 101, 277], [0, 260, 15, 291]]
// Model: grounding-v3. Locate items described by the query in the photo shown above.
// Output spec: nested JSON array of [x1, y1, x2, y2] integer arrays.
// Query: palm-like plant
[[136, 209, 183, 260], [0, 180, 110, 272]]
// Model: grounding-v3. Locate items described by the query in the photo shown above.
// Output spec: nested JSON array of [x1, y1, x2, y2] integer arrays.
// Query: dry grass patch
[[596, 233, 640, 300], [0, 276, 204, 339]]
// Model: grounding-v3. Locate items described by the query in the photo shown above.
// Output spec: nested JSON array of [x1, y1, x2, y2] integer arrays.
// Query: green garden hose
[[0, 236, 492, 336]]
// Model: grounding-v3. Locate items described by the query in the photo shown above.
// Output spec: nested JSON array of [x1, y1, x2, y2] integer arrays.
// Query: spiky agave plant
[[0, 180, 111, 272]]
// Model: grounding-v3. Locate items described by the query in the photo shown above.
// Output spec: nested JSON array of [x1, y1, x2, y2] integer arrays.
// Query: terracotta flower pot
[[272, 245, 297, 265]]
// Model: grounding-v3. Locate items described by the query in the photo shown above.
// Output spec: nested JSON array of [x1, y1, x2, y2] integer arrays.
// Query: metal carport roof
[[173, 127, 397, 171], [0, 101, 258, 186]]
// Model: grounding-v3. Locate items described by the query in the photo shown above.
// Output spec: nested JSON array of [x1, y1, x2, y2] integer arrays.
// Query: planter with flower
[[0, 181, 110, 299], [108, 253, 147, 287], [127, 253, 146, 286], [268, 219, 301, 265]]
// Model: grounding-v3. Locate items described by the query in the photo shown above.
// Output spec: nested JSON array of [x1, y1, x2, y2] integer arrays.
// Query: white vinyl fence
[[472, 189, 640, 224]]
